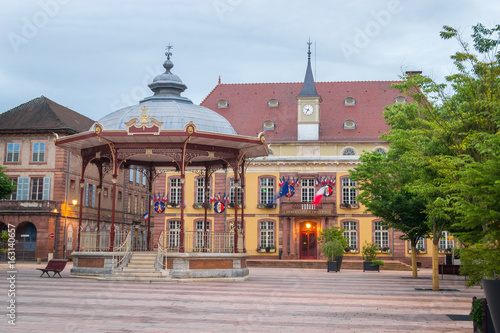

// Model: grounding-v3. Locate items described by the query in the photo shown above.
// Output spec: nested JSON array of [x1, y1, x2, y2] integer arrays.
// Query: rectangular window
[[439, 231, 454, 250], [129, 166, 134, 182], [6, 142, 20, 163], [142, 170, 147, 186], [170, 178, 181, 204], [196, 178, 205, 203], [31, 177, 44, 200], [8, 178, 17, 200], [91, 184, 96, 207], [136, 168, 141, 184], [134, 195, 138, 214], [260, 178, 274, 204], [168, 220, 181, 249], [301, 179, 315, 202], [343, 221, 357, 250], [32, 142, 46, 162], [260, 221, 274, 248], [85, 183, 90, 206], [127, 193, 132, 213], [342, 178, 357, 204], [141, 196, 145, 213], [195, 221, 210, 248], [229, 178, 242, 204], [374, 221, 389, 250]]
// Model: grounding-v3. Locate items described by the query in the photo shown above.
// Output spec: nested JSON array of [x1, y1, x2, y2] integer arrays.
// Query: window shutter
[[17, 177, 30, 200], [42, 177, 50, 200]]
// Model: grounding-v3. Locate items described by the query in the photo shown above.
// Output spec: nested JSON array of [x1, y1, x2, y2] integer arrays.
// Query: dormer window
[[394, 96, 407, 104], [342, 148, 356, 156], [217, 99, 229, 108], [268, 99, 279, 107], [344, 97, 356, 106], [263, 120, 275, 131], [343, 120, 356, 129]]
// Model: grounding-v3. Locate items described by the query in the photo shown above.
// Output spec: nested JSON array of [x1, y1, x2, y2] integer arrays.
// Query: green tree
[[0, 166, 16, 200], [382, 23, 500, 290], [350, 150, 429, 278]]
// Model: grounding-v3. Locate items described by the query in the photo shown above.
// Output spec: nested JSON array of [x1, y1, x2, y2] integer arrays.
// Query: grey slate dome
[[96, 49, 237, 135]]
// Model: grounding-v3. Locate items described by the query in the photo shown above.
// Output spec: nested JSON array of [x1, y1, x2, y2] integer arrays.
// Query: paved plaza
[[1, 262, 480, 332]]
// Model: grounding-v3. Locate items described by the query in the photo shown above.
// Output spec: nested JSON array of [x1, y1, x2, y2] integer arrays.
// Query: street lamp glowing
[[72, 199, 78, 206], [306, 223, 311, 229]]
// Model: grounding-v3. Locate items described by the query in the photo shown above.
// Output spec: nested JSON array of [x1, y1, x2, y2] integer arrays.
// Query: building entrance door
[[299, 222, 317, 259]]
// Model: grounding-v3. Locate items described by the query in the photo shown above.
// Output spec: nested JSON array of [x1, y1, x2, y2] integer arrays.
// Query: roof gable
[[0, 96, 94, 134], [200, 81, 402, 142]]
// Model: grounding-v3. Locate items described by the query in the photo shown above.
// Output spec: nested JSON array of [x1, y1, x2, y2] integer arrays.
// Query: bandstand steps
[[105, 252, 171, 281]]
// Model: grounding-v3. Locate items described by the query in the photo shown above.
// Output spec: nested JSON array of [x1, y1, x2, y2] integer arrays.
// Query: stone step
[[247, 259, 412, 271], [121, 268, 159, 273], [113, 271, 163, 277], [100, 275, 172, 282]]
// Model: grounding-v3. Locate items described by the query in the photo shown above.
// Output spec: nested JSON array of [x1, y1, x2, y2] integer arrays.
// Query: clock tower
[[297, 40, 322, 141]]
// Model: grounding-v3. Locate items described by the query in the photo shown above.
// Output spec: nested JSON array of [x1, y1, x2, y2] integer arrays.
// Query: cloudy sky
[[1, 0, 499, 121]]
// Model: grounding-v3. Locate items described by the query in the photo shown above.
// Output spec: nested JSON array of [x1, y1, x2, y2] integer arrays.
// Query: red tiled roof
[[0, 96, 94, 134], [200, 81, 402, 142]]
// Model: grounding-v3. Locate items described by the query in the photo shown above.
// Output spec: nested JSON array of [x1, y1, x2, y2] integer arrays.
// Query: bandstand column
[[233, 166, 239, 253], [240, 161, 246, 253], [179, 173, 185, 253], [109, 175, 118, 251], [76, 178, 85, 251], [147, 166, 154, 251], [282, 216, 288, 258]]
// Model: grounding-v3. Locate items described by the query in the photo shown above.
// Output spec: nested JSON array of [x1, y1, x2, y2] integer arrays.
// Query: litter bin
[[37, 258, 41, 264], [279, 248, 282, 260]]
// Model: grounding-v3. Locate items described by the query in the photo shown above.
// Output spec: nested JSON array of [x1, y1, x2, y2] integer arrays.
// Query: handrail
[[112, 231, 131, 271], [155, 231, 167, 271]]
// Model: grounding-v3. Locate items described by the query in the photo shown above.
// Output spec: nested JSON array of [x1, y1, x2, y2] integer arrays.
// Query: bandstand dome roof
[[96, 51, 237, 135]]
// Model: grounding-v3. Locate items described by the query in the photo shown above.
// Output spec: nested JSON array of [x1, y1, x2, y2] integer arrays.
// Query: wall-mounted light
[[306, 223, 311, 229], [72, 199, 78, 206]]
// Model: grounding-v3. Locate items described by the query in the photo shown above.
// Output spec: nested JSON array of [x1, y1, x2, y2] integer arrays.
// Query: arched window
[[375, 148, 386, 154], [342, 148, 356, 156]]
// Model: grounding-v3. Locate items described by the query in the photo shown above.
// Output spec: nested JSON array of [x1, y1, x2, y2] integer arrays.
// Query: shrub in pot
[[362, 242, 382, 272], [323, 239, 344, 272]]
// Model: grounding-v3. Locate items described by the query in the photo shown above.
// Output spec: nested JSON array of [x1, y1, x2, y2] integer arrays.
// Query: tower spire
[[297, 39, 319, 98]]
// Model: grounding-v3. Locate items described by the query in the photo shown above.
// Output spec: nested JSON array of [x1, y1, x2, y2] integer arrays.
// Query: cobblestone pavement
[[1, 262, 480, 332]]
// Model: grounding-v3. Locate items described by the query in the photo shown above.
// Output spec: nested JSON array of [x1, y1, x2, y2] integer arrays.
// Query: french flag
[[312, 185, 328, 205]]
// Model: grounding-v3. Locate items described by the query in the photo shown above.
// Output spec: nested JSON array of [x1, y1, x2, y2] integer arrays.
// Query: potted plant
[[460, 243, 500, 332], [362, 242, 383, 272], [323, 239, 345, 272], [319, 226, 347, 272]]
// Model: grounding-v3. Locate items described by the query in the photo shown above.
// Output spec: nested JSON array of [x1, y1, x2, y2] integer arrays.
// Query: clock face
[[303, 104, 314, 115]]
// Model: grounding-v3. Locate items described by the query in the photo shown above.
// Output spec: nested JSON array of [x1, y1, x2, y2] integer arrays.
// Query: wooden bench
[[36, 259, 69, 278]]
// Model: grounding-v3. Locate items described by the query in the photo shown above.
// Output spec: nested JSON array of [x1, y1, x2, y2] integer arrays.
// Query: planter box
[[257, 203, 277, 209], [340, 203, 359, 209], [483, 279, 500, 333], [363, 261, 380, 272], [327, 261, 339, 272]]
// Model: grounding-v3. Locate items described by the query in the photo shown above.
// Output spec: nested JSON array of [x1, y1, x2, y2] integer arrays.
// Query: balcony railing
[[161, 231, 244, 253], [279, 202, 336, 216]]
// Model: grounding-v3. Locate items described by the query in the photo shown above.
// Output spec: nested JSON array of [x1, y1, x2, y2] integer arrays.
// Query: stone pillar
[[289, 218, 296, 259], [282, 217, 288, 259]]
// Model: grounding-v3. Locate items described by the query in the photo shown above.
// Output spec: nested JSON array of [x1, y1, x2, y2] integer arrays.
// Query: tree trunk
[[432, 241, 439, 291], [411, 244, 418, 278]]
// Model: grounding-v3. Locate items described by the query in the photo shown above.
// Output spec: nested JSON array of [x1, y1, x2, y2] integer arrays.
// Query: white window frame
[[230, 178, 242, 204], [32, 142, 46, 162], [260, 178, 274, 204], [374, 221, 389, 250], [439, 231, 455, 250], [301, 179, 315, 202], [342, 178, 357, 204], [259, 221, 274, 248], [170, 178, 181, 204], [6, 142, 20, 163], [195, 221, 210, 248], [169, 220, 181, 249], [343, 221, 357, 250]]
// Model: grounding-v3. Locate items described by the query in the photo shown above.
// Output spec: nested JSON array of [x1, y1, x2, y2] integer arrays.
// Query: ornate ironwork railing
[[155, 231, 167, 270], [112, 232, 131, 271]]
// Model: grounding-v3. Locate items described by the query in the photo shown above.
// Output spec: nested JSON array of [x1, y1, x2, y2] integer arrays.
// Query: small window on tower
[[267, 99, 279, 107], [263, 120, 275, 131], [217, 99, 229, 108], [344, 97, 356, 106]]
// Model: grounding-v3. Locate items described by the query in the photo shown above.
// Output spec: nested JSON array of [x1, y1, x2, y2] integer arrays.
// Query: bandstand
[[55, 48, 268, 280]]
